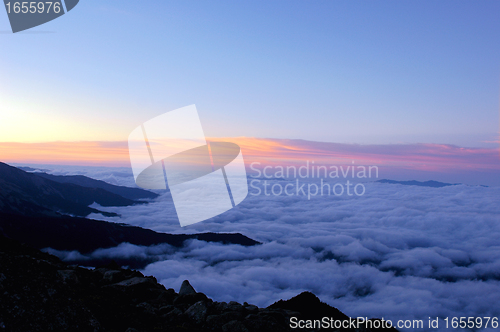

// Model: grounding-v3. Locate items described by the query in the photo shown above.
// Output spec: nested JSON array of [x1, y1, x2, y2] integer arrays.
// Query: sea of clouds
[[18, 163, 500, 331]]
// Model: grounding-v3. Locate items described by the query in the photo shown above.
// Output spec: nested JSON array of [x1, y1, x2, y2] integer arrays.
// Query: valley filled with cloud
[[28, 164, 500, 330]]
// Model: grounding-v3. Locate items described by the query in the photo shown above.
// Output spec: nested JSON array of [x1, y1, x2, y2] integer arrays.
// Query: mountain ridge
[[376, 179, 460, 188], [0, 212, 260, 268], [0, 162, 261, 268], [33, 172, 158, 200], [0, 162, 148, 217]]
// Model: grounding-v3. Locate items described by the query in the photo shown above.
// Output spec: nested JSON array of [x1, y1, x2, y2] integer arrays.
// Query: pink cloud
[[211, 138, 500, 171], [1, 138, 498, 184]]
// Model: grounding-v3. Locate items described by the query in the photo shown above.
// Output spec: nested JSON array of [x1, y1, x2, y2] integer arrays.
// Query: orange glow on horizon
[[0, 141, 131, 167], [0, 138, 499, 173]]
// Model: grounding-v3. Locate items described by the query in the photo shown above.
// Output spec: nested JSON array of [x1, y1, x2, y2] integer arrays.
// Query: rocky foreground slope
[[0, 236, 397, 331]]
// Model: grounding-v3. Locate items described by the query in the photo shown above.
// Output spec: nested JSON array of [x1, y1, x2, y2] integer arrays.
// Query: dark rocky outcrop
[[269, 291, 349, 322], [0, 235, 397, 332], [179, 280, 197, 296]]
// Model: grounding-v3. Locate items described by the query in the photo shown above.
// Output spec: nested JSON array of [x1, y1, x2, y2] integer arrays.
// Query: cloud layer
[[16, 164, 500, 330], [83, 175, 500, 330]]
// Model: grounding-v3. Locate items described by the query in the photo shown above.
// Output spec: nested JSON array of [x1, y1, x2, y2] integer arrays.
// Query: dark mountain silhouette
[[376, 179, 460, 188], [0, 162, 148, 217], [0, 212, 259, 268], [269, 291, 349, 321], [0, 235, 397, 332], [269, 292, 397, 331], [33, 172, 158, 200], [0, 162, 260, 268]]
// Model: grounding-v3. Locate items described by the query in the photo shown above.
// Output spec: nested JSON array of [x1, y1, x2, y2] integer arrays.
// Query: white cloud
[[32, 165, 500, 330]]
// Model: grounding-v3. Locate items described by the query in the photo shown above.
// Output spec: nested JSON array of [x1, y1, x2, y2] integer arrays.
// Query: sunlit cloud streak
[[2, 138, 498, 173], [212, 137, 500, 185]]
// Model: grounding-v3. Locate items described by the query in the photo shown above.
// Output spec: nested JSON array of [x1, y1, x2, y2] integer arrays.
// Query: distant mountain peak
[[376, 179, 460, 188], [34, 172, 158, 200]]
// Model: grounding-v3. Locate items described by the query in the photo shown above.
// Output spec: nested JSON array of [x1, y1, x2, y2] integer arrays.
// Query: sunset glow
[[2, 138, 499, 174]]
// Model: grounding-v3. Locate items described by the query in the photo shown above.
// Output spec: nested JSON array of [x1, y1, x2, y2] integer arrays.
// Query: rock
[[102, 270, 122, 282], [179, 279, 196, 295], [0, 235, 400, 332], [258, 308, 287, 319], [158, 305, 175, 315], [113, 277, 157, 287], [226, 301, 244, 312], [211, 301, 229, 312], [136, 302, 157, 315], [173, 292, 208, 306], [162, 307, 183, 325], [185, 300, 208, 325], [245, 304, 259, 313], [205, 312, 242, 330], [222, 320, 249, 332], [268, 291, 349, 323], [164, 307, 183, 317], [244, 314, 285, 332], [205, 315, 226, 330], [57, 269, 78, 284], [223, 311, 243, 320], [283, 309, 301, 318], [0, 237, 101, 331], [154, 288, 177, 306], [125, 328, 139, 332]]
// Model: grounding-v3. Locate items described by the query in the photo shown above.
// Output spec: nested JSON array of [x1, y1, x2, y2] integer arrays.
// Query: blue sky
[[1, 0, 499, 147]]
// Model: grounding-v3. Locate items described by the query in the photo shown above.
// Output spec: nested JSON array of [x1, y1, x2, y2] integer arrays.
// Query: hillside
[[0, 235, 397, 332], [0, 162, 148, 217]]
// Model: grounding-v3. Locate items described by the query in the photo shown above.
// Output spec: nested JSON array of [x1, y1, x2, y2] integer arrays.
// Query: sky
[[2, 3, 500, 324], [0, 0, 499, 147]]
